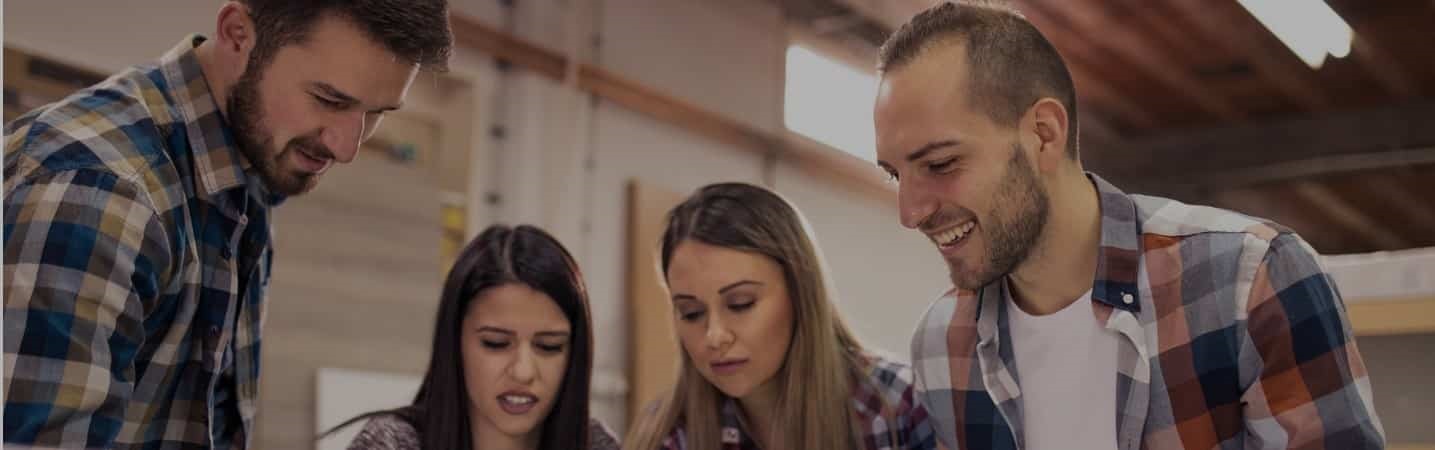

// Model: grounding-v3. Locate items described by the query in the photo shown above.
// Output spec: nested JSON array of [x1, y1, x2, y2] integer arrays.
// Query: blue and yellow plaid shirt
[[910, 174, 1385, 450], [4, 36, 274, 449]]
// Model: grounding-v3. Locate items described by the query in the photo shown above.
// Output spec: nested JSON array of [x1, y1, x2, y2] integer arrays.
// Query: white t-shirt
[[1007, 289, 1119, 450]]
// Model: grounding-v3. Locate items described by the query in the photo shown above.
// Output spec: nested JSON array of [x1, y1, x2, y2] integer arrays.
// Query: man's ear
[[214, 2, 258, 62], [1023, 97, 1069, 173]]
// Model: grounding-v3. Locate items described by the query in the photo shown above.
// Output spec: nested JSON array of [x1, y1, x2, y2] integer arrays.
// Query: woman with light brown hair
[[623, 182, 936, 450]]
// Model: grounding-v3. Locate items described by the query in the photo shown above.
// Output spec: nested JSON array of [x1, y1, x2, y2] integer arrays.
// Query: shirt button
[[1122, 293, 1135, 304]]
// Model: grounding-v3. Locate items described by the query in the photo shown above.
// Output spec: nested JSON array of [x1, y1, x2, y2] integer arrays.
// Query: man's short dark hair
[[878, 1, 1079, 157], [238, 0, 453, 72]]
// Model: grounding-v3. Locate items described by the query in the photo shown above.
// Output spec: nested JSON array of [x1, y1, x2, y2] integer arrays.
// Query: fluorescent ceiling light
[[784, 45, 879, 162], [1235, 0, 1353, 69]]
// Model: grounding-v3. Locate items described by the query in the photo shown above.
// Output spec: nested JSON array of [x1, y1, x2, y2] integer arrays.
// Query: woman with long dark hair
[[327, 224, 620, 450]]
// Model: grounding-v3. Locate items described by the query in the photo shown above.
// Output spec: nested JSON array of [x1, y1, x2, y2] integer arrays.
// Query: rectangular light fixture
[[1235, 0, 1353, 69]]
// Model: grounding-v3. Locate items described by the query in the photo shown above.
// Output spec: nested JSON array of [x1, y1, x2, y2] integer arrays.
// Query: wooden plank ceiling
[[784, 0, 1435, 254]]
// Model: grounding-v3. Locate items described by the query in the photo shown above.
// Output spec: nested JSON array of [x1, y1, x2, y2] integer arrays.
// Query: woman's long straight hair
[[323, 224, 595, 450], [623, 182, 887, 450]]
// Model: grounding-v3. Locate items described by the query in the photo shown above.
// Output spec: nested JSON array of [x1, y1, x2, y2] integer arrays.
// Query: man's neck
[[1009, 169, 1102, 315], [193, 38, 233, 118], [470, 412, 539, 450]]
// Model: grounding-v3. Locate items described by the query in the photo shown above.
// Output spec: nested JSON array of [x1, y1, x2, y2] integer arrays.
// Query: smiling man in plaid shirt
[[3, 1, 451, 448], [872, 2, 1384, 449]]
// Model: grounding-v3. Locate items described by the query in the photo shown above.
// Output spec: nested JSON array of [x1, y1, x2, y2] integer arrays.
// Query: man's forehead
[[876, 48, 979, 164], [280, 15, 411, 69], [886, 44, 970, 97]]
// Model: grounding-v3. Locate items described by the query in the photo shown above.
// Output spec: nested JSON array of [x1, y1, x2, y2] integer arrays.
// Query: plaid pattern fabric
[[4, 36, 275, 449], [910, 174, 1385, 450], [661, 350, 938, 450]]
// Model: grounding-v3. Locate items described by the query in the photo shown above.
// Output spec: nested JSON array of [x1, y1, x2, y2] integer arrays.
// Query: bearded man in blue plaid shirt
[[4, 1, 452, 448]]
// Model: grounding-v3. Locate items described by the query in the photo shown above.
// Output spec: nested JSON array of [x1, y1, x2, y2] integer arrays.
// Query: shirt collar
[[157, 34, 285, 206], [1087, 173, 1142, 312]]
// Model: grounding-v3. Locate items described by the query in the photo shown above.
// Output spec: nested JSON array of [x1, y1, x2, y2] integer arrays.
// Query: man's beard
[[226, 65, 321, 197], [947, 142, 1050, 290]]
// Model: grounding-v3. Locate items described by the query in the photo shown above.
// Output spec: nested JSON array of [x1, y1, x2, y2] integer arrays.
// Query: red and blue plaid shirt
[[661, 350, 938, 450], [910, 174, 1384, 449]]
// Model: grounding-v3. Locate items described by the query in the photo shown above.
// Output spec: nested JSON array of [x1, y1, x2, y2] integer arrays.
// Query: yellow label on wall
[[440, 203, 466, 274]]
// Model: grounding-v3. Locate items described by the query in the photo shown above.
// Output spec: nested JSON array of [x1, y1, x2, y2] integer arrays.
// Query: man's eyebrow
[[310, 81, 403, 111], [310, 82, 359, 104]]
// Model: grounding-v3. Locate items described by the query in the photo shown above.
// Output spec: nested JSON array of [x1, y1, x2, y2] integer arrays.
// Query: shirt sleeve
[[1239, 232, 1384, 448], [588, 417, 623, 450], [4, 167, 171, 448], [345, 415, 420, 450], [909, 297, 960, 450], [896, 379, 940, 450], [659, 424, 687, 450]]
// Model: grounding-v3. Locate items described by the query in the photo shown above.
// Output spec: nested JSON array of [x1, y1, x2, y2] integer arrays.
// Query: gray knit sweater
[[345, 414, 622, 450]]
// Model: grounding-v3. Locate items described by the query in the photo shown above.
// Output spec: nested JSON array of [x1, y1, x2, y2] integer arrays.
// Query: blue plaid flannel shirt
[[5, 35, 276, 449]]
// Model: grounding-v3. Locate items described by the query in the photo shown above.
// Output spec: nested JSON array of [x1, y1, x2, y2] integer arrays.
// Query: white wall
[[599, 0, 787, 133], [4, 1, 218, 73], [0, 0, 514, 74], [772, 162, 949, 356]]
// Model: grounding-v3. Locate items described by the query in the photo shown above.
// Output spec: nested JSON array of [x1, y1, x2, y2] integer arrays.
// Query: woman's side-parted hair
[[323, 224, 594, 450], [623, 182, 886, 450]]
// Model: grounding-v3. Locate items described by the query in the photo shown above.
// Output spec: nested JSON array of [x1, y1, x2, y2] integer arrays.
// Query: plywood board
[[625, 179, 688, 424]]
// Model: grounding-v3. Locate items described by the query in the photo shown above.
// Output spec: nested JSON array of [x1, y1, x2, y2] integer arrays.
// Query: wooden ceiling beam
[[449, 14, 894, 202], [1076, 111, 1121, 147], [448, 15, 566, 79], [1348, 35, 1421, 98], [451, 14, 781, 153], [1325, 0, 1423, 98], [1068, 66, 1152, 134], [796, 0, 1146, 138], [826, 0, 909, 30], [1289, 181, 1411, 250], [1094, 100, 1435, 195], [1102, 0, 1212, 64], [994, 3, 1157, 131], [1206, 187, 1348, 253], [810, 12, 869, 35], [1013, 0, 1245, 120], [1363, 175, 1435, 241], [1120, 147, 1435, 199], [1164, 0, 1332, 111]]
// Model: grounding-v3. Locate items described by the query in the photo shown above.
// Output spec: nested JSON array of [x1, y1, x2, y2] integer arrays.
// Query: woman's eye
[[679, 310, 705, 322], [481, 339, 510, 349]]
